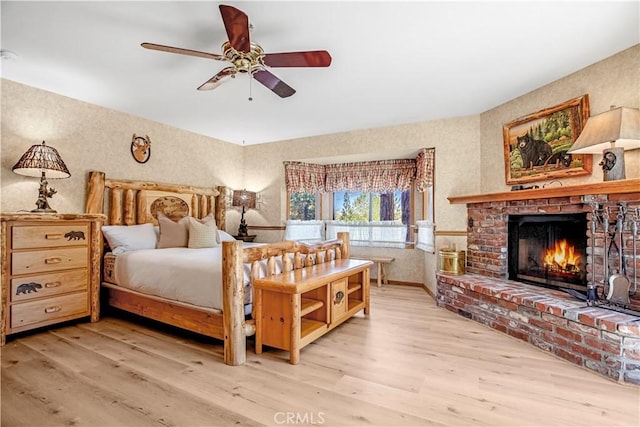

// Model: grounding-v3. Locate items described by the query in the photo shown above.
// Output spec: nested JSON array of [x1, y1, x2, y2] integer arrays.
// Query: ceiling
[[2, 1, 638, 146]]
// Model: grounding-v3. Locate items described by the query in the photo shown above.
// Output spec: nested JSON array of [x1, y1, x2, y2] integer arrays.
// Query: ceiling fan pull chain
[[248, 69, 253, 101]]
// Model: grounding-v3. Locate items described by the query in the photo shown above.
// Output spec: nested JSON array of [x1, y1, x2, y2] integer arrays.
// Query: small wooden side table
[[351, 256, 395, 287]]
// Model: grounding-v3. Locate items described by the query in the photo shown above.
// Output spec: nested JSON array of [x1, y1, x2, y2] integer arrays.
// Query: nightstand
[[233, 234, 257, 242], [1, 213, 105, 345]]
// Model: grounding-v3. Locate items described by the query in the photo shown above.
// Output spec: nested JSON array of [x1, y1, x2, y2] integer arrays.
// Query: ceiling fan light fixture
[[142, 4, 331, 97]]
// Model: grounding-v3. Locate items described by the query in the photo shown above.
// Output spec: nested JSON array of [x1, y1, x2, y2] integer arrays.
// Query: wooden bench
[[253, 258, 373, 364], [351, 255, 394, 287]]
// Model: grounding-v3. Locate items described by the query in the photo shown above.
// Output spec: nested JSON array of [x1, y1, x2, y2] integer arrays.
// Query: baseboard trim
[[385, 280, 422, 288], [421, 284, 435, 298]]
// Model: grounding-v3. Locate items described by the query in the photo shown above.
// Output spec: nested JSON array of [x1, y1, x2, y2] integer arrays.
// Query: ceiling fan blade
[[253, 69, 296, 98], [219, 5, 250, 53], [263, 51, 332, 67], [141, 42, 225, 61], [197, 67, 237, 91]]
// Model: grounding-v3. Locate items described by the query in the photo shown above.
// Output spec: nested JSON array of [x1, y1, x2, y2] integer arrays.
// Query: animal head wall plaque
[[131, 134, 151, 164]]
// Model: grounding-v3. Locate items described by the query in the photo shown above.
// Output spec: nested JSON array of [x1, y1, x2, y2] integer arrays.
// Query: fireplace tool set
[[586, 202, 639, 312]]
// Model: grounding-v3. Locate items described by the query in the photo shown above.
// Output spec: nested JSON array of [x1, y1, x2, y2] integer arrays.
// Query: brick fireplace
[[437, 180, 640, 384]]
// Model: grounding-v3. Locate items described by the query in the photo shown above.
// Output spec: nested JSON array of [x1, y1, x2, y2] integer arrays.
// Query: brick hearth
[[436, 273, 640, 384], [441, 180, 640, 384]]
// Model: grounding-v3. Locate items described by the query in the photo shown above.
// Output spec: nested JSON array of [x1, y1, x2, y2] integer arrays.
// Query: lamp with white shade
[[567, 106, 640, 181]]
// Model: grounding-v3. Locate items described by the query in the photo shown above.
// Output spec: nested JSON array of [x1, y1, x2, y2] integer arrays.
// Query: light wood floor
[[2, 285, 639, 427]]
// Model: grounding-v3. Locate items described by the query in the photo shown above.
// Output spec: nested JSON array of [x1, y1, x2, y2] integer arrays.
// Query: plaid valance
[[325, 159, 415, 192], [284, 161, 326, 193], [284, 148, 434, 194], [415, 147, 435, 192]]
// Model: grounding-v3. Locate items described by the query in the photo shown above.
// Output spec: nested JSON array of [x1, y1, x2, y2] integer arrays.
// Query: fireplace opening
[[508, 213, 588, 292]]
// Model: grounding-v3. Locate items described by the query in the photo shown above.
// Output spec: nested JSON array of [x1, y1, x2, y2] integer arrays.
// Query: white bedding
[[112, 244, 264, 312]]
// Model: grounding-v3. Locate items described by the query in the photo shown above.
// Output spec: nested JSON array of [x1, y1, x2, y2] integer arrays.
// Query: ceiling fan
[[141, 4, 332, 98]]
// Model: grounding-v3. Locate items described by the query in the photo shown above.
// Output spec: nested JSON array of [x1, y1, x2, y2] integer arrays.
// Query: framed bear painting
[[502, 94, 592, 185]]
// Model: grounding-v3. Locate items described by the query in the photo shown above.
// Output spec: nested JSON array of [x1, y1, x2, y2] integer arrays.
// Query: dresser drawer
[[11, 292, 89, 330], [12, 224, 89, 249], [12, 247, 88, 275], [11, 270, 88, 302]]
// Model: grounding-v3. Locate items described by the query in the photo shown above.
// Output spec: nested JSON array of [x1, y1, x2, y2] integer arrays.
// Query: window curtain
[[415, 148, 435, 192], [284, 220, 325, 243], [326, 220, 407, 248], [324, 159, 416, 192], [283, 161, 326, 193], [415, 220, 435, 253]]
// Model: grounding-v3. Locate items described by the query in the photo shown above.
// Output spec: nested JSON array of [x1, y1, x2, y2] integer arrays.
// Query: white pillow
[[188, 217, 219, 248], [217, 230, 237, 242], [102, 223, 157, 254]]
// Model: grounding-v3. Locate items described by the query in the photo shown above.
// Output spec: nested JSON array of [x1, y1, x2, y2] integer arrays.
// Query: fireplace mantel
[[448, 178, 640, 204]]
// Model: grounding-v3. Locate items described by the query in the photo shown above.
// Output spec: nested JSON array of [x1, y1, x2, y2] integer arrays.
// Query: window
[[283, 149, 434, 249], [416, 185, 435, 252], [326, 189, 412, 248], [286, 193, 323, 243], [288, 192, 319, 220], [332, 190, 409, 222], [283, 219, 324, 243]]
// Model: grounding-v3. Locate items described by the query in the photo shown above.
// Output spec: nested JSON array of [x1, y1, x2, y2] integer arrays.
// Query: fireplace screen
[[508, 214, 588, 291]]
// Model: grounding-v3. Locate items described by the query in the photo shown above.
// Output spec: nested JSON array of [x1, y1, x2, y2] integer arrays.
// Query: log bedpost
[[215, 186, 227, 231], [222, 240, 246, 366], [89, 219, 103, 322], [337, 232, 350, 259], [86, 171, 106, 214]]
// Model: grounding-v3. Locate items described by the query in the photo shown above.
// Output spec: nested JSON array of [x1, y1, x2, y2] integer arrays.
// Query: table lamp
[[567, 106, 640, 181], [232, 189, 256, 236], [12, 141, 71, 212]]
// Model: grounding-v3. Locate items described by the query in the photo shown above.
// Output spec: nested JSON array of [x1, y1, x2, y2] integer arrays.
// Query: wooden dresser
[[1, 213, 105, 344]]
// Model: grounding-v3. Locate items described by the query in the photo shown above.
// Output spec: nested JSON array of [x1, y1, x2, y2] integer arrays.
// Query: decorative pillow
[[198, 213, 220, 243], [157, 213, 189, 248], [218, 230, 236, 242], [188, 216, 219, 248], [101, 223, 157, 254]]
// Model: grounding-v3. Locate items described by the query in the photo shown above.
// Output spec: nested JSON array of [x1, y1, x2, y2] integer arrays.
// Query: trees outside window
[[288, 192, 318, 220], [334, 190, 408, 223]]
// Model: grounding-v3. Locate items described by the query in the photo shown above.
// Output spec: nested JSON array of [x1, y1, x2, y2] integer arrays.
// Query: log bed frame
[[85, 171, 350, 366]]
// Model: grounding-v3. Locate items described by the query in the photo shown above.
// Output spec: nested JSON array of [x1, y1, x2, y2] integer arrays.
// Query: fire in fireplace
[[508, 213, 588, 291], [543, 239, 581, 274]]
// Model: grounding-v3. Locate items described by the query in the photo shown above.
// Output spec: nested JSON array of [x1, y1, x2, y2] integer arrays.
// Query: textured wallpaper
[[1, 79, 244, 224], [243, 115, 481, 286], [2, 45, 638, 293], [480, 45, 640, 191]]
